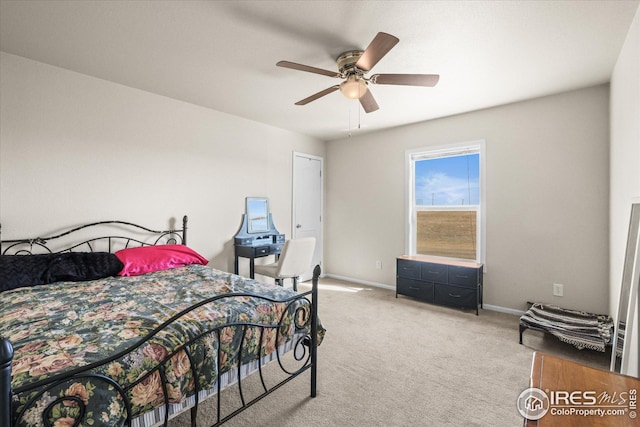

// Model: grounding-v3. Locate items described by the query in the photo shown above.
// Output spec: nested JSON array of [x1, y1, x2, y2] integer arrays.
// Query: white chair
[[254, 237, 316, 291]]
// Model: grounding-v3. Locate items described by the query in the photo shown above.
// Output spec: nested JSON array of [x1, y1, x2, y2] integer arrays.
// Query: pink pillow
[[115, 244, 208, 276]]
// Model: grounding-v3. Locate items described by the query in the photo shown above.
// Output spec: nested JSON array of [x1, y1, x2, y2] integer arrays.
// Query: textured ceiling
[[1, 0, 638, 141]]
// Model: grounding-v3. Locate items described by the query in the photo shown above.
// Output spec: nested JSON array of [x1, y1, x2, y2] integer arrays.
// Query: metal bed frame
[[0, 216, 319, 427]]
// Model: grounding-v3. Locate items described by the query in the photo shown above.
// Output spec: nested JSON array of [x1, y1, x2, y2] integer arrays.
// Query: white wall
[[610, 5, 640, 377], [0, 52, 325, 274], [0, 50, 613, 315], [326, 85, 610, 314]]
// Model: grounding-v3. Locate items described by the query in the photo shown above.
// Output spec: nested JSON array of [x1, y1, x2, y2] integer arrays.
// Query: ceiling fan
[[276, 32, 439, 113]]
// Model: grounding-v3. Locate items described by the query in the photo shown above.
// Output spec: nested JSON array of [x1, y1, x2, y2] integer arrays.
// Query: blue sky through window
[[415, 154, 480, 206]]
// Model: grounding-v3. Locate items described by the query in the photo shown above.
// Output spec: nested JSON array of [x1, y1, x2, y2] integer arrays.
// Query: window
[[406, 141, 485, 263]]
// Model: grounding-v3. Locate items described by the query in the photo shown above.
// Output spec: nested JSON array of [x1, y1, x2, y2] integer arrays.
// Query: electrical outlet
[[553, 283, 564, 297], [376, 260, 382, 269]]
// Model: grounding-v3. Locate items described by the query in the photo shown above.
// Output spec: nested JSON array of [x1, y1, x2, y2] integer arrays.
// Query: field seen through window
[[416, 211, 477, 260]]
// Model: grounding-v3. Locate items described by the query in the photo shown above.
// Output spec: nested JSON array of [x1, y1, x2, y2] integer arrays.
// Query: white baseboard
[[323, 274, 396, 291], [323, 273, 525, 316], [482, 304, 525, 316]]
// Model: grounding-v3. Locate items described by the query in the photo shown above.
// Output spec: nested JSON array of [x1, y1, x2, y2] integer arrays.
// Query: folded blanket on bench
[[520, 303, 614, 352]]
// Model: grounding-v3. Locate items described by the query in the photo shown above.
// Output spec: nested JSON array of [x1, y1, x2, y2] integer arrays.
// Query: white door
[[292, 152, 323, 281]]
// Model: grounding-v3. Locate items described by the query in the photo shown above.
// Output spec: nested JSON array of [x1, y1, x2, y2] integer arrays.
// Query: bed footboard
[[1, 337, 13, 427]]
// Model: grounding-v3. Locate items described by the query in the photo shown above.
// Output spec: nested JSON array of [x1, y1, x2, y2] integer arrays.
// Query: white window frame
[[405, 140, 486, 265]]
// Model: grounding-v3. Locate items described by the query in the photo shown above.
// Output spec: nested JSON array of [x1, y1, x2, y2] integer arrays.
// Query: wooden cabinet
[[396, 255, 483, 315], [525, 352, 640, 426]]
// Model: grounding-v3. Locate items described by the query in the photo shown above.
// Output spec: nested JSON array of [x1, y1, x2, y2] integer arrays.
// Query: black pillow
[[0, 252, 124, 292]]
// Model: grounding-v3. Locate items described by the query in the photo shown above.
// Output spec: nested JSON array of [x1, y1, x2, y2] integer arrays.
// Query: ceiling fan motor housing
[[336, 50, 364, 76]]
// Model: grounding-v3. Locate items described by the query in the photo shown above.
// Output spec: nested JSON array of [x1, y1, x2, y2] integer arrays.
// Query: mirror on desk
[[246, 197, 270, 234], [234, 197, 284, 278], [611, 202, 640, 375]]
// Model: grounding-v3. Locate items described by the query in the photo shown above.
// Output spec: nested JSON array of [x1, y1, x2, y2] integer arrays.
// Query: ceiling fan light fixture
[[340, 75, 367, 99]]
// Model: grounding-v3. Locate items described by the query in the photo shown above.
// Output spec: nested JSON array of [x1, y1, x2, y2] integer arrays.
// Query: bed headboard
[[0, 215, 188, 255]]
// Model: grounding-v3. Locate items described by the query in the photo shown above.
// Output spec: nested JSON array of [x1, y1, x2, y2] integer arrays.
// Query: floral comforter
[[0, 264, 323, 427]]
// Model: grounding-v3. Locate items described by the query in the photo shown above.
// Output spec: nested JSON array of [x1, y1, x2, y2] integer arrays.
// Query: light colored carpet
[[168, 277, 610, 427]]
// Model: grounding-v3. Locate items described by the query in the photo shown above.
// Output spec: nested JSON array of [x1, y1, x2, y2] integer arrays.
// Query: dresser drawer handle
[[409, 287, 421, 290], [455, 275, 469, 279], [427, 270, 441, 274], [449, 293, 462, 298]]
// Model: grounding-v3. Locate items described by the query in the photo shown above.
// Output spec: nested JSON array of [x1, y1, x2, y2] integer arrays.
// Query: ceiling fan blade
[[370, 73, 440, 87], [277, 61, 341, 78], [295, 85, 340, 105], [355, 32, 399, 72], [359, 88, 379, 113]]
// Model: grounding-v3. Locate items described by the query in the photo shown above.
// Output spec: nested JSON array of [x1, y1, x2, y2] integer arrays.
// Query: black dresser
[[396, 255, 483, 315]]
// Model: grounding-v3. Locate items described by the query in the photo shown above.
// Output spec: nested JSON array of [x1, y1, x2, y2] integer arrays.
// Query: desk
[[522, 352, 639, 426], [234, 243, 283, 279], [233, 210, 285, 279]]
